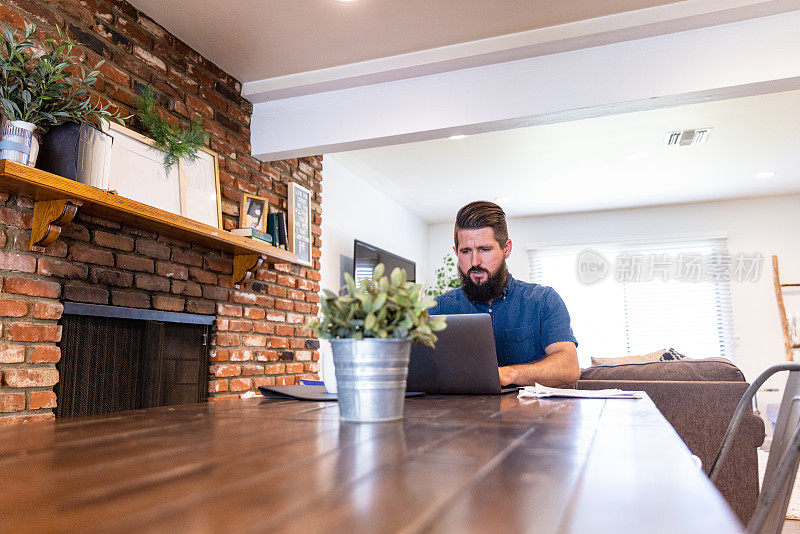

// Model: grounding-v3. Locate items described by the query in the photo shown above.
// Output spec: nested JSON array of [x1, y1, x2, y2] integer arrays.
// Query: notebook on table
[[258, 384, 423, 401]]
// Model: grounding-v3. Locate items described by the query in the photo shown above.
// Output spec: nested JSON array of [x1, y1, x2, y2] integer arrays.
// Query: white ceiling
[[124, 0, 800, 215], [329, 90, 800, 223], [125, 0, 679, 82]]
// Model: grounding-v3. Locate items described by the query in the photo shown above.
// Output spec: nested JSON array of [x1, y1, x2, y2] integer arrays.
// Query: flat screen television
[[353, 240, 416, 286]]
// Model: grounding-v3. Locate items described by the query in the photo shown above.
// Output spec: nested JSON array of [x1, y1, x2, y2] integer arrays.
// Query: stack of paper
[[518, 384, 642, 399]]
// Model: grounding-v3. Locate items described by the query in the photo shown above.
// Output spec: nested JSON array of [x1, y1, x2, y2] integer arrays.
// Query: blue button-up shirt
[[429, 275, 578, 366]]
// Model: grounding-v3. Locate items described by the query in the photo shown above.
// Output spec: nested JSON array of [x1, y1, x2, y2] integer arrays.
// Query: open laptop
[[407, 313, 520, 395]]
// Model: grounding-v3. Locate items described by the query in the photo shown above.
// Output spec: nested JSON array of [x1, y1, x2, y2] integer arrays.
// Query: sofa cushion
[[580, 357, 745, 382], [591, 347, 686, 367]]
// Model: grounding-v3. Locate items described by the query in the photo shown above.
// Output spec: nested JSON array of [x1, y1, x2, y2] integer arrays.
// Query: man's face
[[454, 228, 512, 300]]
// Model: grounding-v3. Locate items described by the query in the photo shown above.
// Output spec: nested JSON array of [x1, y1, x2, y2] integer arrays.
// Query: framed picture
[[239, 194, 269, 232], [105, 122, 222, 229], [288, 182, 312, 266], [106, 122, 181, 215], [180, 147, 222, 229]]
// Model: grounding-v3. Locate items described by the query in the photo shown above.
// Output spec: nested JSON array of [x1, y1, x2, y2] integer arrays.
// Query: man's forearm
[[499, 349, 581, 387]]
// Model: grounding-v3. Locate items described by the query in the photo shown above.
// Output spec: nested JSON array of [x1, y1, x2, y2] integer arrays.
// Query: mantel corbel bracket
[[233, 253, 263, 286], [31, 199, 82, 249]]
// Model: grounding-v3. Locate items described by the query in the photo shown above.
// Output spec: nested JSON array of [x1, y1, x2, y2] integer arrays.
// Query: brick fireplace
[[0, 0, 322, 425]]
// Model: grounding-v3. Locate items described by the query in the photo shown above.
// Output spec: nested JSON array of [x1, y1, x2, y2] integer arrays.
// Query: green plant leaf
[[306, 263, 447, 347]]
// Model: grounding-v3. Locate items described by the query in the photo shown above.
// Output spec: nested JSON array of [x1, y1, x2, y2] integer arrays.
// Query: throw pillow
[[591, 348, 687, 367]]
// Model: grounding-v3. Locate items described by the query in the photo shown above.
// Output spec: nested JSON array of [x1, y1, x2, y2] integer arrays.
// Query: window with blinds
[[528, 235, 734, 367]]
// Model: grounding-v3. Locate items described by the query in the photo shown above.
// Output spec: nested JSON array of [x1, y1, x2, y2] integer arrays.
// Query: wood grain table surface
[[0, 393, 744, 533]]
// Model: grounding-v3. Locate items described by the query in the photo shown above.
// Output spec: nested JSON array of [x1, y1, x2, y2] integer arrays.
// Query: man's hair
[[454, 201, 508, 248]]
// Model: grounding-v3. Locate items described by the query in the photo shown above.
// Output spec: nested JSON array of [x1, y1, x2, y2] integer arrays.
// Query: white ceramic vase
[[0, 120, 39, 166]]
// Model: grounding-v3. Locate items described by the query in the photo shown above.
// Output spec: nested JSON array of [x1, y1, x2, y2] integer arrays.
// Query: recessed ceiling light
[[754, 171, 775, 179], [448, 135, 466, 140], [625, 151, 650, 160], [494, 196, 511, 204]]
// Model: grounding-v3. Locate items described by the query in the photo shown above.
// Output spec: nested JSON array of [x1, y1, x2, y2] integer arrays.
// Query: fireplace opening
[[56, 303, 214, 418]]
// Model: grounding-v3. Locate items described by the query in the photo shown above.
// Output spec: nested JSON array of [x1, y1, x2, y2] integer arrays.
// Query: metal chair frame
[[709, 363, 800, 534]]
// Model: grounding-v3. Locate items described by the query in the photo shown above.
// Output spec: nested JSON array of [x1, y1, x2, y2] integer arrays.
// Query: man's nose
[[470, 251, 481, 266]]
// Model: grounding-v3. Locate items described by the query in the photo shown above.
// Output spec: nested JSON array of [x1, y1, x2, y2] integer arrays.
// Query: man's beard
[[459, 262, 508, 303]]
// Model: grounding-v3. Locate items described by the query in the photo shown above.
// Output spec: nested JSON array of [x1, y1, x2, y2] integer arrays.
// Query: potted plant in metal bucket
[[0, 22, 125, 166], [308, 264, 447, 422]]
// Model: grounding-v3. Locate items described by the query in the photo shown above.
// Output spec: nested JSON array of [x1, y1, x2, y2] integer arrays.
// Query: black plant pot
[[36, 122, 113, 187]]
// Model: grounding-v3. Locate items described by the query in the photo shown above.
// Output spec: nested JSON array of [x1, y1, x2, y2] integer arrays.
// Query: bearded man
[[429, 201, 580, 387]]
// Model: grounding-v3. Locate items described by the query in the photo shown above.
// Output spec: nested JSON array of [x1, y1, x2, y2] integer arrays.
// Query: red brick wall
[[0, 0, 322, 425]]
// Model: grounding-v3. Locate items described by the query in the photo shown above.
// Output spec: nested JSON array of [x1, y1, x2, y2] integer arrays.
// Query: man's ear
[[503, 239, 513, 259], [452, 245, 457, 255]]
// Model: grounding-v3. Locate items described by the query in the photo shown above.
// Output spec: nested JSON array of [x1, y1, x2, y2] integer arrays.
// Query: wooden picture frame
[[239, 193, 269, 232], [105, 122, 222, 229], [288, 182, 312, 266]]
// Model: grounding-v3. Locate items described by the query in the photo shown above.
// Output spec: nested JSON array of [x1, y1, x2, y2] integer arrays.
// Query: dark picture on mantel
[[288, 182, 312, 265], [239, 194, 268, 232]]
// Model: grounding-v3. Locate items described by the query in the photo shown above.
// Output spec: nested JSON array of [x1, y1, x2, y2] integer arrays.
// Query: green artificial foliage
[[426, 254, 461, 297], [307, 264, 447, 348], [0, 23, 127, 130], [135, 85, 208, 172]]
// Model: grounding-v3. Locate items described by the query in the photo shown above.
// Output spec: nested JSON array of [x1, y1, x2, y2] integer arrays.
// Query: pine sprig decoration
[[134, 85, 208, 172]]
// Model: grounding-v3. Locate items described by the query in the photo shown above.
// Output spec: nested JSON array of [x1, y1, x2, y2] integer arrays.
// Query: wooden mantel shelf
[[0, 160, 298, 284]]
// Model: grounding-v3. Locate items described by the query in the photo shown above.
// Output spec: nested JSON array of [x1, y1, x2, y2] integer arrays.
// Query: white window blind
[[528, 236, 734, 367]]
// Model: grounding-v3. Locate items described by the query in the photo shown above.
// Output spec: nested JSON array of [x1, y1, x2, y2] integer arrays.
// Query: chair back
[[757, 369, 800, 534], [709, 363, 800, 534]]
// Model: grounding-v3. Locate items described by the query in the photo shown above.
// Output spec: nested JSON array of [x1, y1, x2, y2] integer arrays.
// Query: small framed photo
[[239, 194, 269, 232]]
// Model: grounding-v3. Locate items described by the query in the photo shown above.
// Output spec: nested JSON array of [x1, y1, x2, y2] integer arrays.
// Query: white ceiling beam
[[251, 7, 800, 161], [243, 0, 799, 102]]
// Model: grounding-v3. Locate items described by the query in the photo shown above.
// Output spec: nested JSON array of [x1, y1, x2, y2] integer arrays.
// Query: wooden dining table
[[0, 392, 743, 533]]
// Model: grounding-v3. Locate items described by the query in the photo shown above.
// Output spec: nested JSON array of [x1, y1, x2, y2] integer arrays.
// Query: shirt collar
[[499, 272, 514, 300]]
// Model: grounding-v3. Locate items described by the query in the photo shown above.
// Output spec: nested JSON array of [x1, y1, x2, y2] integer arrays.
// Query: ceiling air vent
[[663, 128, 712, 147]]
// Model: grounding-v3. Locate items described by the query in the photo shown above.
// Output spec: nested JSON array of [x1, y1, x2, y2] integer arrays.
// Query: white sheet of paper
[[518, 384, 642, 399]]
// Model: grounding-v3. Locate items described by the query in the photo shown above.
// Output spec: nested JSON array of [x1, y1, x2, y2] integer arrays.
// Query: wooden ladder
[[772, 255, 800, 360]]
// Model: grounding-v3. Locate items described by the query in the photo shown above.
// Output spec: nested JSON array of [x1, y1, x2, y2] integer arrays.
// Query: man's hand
[[498, 366, 515, 386], [498, 341, 580, 387]]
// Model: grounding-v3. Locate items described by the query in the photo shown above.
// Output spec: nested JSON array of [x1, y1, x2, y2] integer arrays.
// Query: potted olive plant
[[0, 22, 125, 166], [308, 264, 446, 422]]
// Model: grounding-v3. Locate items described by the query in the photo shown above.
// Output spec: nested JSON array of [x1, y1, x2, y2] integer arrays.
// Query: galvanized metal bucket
[[330, 338, 411, 423]]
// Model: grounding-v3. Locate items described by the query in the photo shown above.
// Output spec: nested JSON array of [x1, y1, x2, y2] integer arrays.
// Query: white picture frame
[[105, 122, 222, 228]]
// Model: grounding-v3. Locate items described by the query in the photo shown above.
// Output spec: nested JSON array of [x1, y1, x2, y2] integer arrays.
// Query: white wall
[[319, 156, 429, 383], [320, 156, 429, 295], [428, 195, 800, 384]]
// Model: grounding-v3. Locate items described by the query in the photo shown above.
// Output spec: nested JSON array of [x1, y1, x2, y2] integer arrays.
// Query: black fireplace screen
[[56, 313, 210, 418]]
